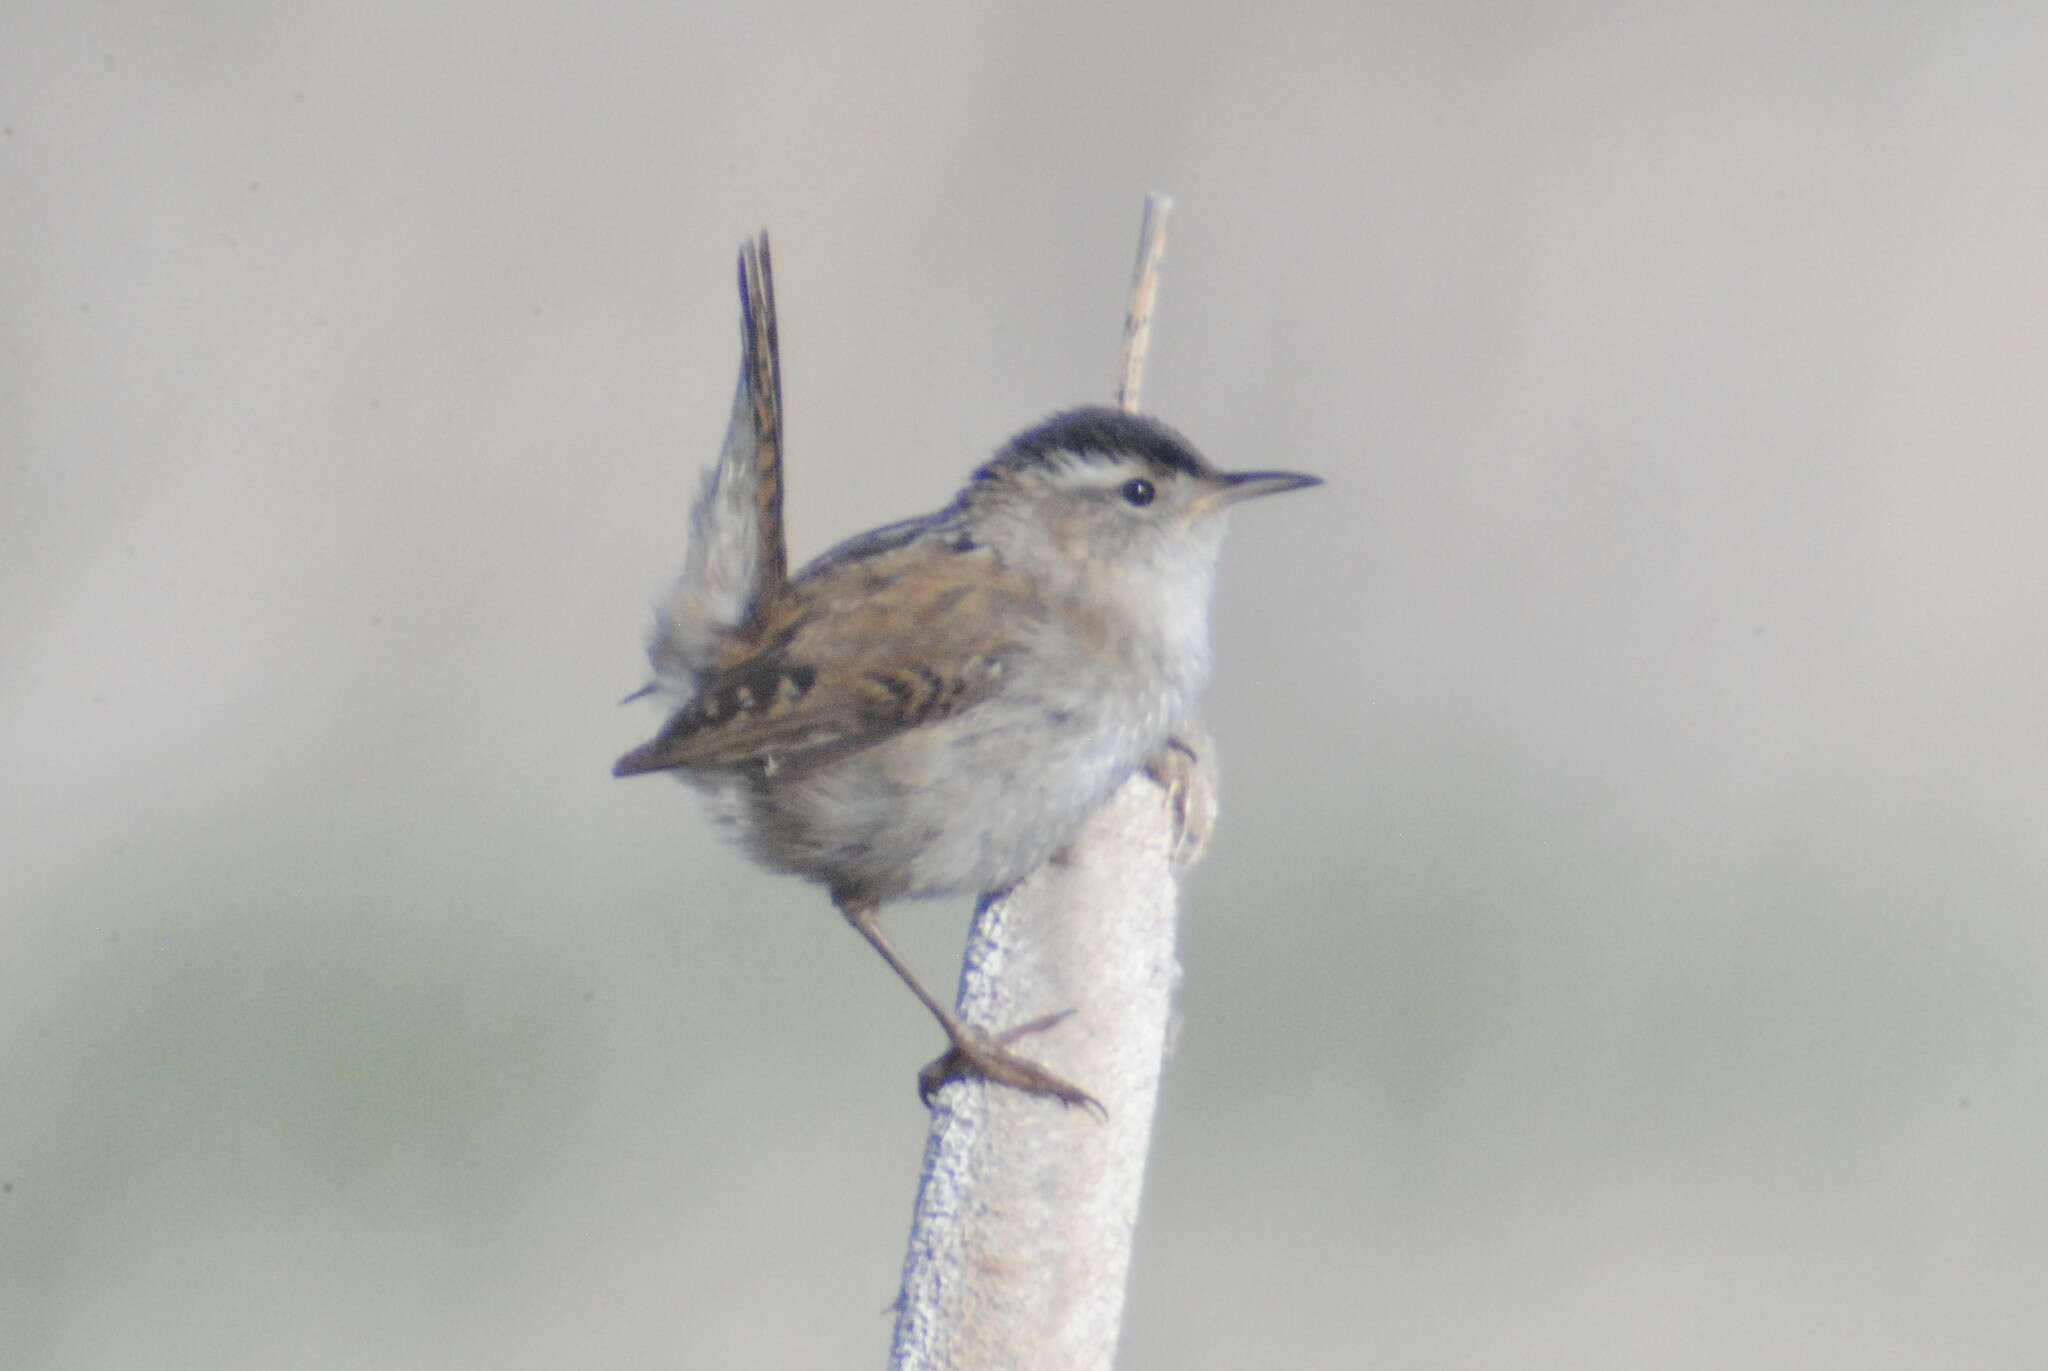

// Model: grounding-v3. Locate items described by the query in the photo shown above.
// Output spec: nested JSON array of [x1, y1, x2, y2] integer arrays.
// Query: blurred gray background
[[5, 2, 2045, 1367]]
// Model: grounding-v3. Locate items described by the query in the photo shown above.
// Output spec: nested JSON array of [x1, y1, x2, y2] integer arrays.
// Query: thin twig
[[1116, 192, 1173, 413]]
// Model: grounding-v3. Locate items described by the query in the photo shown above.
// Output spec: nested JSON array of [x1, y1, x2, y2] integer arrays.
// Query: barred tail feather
[[645, 233, 787, 700]]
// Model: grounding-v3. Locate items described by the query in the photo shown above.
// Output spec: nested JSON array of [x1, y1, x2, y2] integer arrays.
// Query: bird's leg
[[836, 896, 1103, 1116]]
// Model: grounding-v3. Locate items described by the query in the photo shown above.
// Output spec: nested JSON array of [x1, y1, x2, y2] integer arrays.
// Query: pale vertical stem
[[1116, 192, 1173, 414], [889, 192, 1206, 1371]]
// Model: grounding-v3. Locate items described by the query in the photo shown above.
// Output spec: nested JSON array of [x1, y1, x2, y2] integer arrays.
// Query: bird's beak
[[1200, 468, 1323, 511]]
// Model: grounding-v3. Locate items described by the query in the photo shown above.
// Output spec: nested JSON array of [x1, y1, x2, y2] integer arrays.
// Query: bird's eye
[[1120, 478, 1157, 508]]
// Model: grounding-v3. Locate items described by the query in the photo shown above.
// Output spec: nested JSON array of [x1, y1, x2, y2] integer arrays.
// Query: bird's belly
[[741, 691, 1174, 901]]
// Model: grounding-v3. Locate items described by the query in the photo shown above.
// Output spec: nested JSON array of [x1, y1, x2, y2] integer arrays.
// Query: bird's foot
[[918, 1009, 1105, 1119], [1144, 724, 1218, 868]]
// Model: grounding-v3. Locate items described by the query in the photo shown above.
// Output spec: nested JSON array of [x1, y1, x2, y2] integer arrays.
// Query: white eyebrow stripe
[[1039, 451, 1142, 488]]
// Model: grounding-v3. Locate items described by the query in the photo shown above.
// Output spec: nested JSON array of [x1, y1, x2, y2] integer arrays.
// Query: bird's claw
[[918, 1009, 1106, 1120]]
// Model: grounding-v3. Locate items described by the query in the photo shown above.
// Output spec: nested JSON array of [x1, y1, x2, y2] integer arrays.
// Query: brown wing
[[613, 541, 1036, 778]]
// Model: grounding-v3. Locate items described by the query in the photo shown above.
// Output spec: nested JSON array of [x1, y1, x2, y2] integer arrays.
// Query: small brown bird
[[617, 236, 1317, 1109]]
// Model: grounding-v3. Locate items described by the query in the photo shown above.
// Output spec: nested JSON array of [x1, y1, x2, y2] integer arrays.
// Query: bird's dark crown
[[973, 406, 1213, 485]]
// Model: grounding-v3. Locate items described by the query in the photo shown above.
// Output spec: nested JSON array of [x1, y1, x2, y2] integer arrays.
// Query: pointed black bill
[[1211, 469, 1322, 505]]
